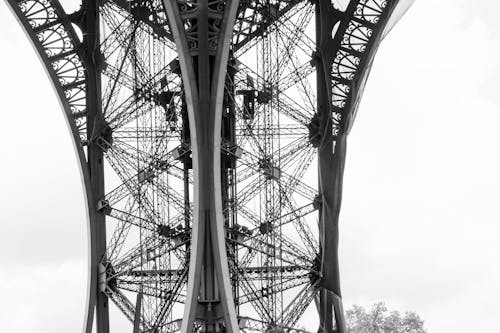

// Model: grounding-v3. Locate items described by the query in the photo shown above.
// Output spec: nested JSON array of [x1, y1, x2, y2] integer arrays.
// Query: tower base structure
[[6, 0, 413, 331]]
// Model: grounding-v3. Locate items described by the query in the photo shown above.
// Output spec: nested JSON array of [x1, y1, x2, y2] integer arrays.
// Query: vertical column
[[315, 1, 346, 332], [84, 0, 109, 332], [162, 0, 240, 332], [314, 1, 413, 331]]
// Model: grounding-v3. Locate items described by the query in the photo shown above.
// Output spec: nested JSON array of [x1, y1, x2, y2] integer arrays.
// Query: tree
[[345, 302, 426, 333]]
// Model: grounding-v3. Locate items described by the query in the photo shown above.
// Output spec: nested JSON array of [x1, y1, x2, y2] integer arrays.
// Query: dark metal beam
[[83, 0, 109, 331]]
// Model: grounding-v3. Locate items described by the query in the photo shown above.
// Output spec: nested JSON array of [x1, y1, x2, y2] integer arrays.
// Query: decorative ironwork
[[13, 0, 87, 139]]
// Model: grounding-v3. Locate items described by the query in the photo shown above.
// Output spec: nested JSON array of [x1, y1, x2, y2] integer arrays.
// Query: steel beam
[[314, 1, 413, 332], [162, 0, 241, 332], [83, 0, 109, 332]]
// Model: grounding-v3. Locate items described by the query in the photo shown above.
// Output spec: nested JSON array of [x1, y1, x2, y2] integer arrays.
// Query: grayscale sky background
[[0, 0, 499, 332]]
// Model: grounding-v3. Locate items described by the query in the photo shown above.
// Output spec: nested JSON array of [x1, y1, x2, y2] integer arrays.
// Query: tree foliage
[[345, 302, 426, 333]]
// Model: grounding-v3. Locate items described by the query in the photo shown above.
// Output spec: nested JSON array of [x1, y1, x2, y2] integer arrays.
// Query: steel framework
[[5, 0, 413, 332]]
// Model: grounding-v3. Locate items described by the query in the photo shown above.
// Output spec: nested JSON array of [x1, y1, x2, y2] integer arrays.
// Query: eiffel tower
[[5, 0, 413, 332]]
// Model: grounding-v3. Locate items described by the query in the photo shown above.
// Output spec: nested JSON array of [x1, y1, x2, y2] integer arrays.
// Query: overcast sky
[[0, 1, 499, 332]]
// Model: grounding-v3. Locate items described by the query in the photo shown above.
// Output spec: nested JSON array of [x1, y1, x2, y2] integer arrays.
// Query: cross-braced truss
[[6, 0, 413, 332]]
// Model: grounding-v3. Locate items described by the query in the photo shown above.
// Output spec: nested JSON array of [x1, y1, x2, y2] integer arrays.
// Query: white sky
[[1, 0, 499, 332]]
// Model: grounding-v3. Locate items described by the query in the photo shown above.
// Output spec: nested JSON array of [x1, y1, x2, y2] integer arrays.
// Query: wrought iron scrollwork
[[330, 0, 393, 135], [13, 0, 88, 140]]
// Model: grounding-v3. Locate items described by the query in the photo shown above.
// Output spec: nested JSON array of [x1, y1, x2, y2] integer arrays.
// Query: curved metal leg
[[314, 1, 413, 331]]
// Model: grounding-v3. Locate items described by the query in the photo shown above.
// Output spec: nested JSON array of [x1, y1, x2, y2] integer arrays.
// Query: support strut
[[84, 0, 109, 332], [162, 0, 241, 332]]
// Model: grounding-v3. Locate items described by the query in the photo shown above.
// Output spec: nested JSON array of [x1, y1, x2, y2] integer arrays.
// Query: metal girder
[[314, 1, 413, 332], [106, 0, 174, 44], [6, 0, 413, 332], [233, 0, 307, 54], [161, 0, 242, 332]]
